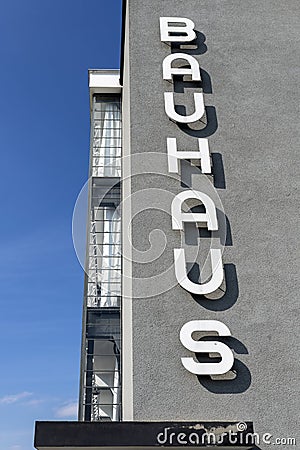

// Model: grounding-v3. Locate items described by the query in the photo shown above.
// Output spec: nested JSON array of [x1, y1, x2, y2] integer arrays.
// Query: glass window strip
[[81, 94, 122, 422]]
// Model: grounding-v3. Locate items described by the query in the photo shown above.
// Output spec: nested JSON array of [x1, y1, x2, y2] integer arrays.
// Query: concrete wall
[[122, 0, 299, 444]]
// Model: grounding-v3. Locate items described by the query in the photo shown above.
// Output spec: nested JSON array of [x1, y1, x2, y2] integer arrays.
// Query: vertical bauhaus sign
[[159, 17, 240, 377]]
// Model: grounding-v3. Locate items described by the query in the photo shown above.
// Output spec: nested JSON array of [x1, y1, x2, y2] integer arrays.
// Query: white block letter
[[164, 92, 205, 123], [180, 320, 234, 375], [163, 53, 201, 81], [167, 137, 211, 174], [160, 17, 196, 43], [171, 190, 217, 230], [174, 247, 223, 295]]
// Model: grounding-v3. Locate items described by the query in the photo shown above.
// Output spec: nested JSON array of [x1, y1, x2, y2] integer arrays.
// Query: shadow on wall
[[218, 210, 233, 246], [190, 263, 239, 311], [196, 337, 251, 394], [212, 153, 226, 189], [176, 105, 218, 137], [173, 68, 212, 94], [184, 209, 237, 311], [171, 30, 208, 56], [180, 156, 225, 190]]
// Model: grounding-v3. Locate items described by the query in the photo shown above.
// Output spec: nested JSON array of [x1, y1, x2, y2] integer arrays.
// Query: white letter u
[[164, 92, 205, 123], [174, 248, 223, 295]]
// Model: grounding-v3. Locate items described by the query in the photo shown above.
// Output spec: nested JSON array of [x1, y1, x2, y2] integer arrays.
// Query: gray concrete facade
[[122, 0, 299, 445]]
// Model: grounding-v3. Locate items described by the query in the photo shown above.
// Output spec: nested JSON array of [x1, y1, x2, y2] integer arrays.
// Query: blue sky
[[0, 1, 122, 448]]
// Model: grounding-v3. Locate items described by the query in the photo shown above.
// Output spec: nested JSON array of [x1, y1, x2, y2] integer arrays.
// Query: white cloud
[[10, 446, 21, 450], [0, 392, 32, 404], [55, 401, 78, 419]]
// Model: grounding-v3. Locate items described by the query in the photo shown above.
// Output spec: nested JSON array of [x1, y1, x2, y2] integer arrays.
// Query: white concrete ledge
[[89, 69, 121, 93]]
